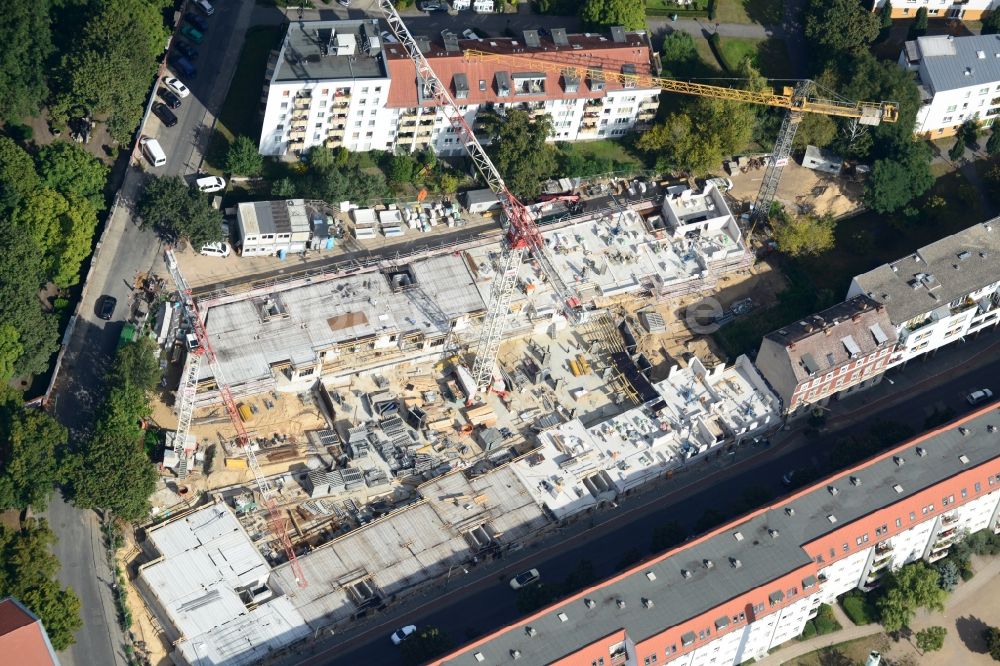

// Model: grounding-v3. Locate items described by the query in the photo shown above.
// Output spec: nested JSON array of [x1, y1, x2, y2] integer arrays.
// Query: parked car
[[509, 569, 540, 590], [441, 29, 456, 41], [169, 55, 197, 78], [462, 29, 480, 40], [163, 76, 190, 98], [196, 176, 226, 193], [200, 242, 231, 258], [98, 295, 117, 321], [174, 40, 199, 60], [193, 0, 215, 15], [336, 0, 350, 6], [183, 11, 209, 32], [159, 88, 182, 109], [152, 103, 178, 128], [418, 0, 446, 12], [390, 625, 416, 646], [781, 470, 796, 486], [180, 25, 204, 44], [706, 176, 734, 192], [380, 29, 397, 44], [967, 389, 994, 406]]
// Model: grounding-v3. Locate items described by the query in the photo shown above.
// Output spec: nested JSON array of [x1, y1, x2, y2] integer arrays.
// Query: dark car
[[183, 11, 209, 32], [159, 88, 182, 109], [174, 40, 199, 60], [153, 103, 178, 128], [169, 54, 197, 78], [417, 0, 446, 11], [98, 296, 117, 321]]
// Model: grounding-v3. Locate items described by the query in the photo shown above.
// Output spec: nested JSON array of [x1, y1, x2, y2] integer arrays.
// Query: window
[[943, 116, 953, 123], [843, 543, 850, 552], [282, 90, 290, 97], [319, 100, 327, 108], [896, 518, 902, 528], [975, 482, 982, 493], [962, 488, 968, 498], [910, 511, 916, 521], [315, 123, 322, 128], [280, 102, 288, 109]]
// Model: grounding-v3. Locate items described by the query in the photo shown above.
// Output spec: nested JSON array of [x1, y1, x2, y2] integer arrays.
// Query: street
[[291, 335, 1000, 666]]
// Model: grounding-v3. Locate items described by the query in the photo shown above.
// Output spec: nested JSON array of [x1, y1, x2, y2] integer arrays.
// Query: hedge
[[646, 7, 710, 16], [841, 590, 876, 625], [707, 32, 738, 73]]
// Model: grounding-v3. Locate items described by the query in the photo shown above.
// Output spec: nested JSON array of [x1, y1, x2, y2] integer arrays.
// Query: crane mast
[[378, 0, 581, 395], [165, 249, 307, 588]]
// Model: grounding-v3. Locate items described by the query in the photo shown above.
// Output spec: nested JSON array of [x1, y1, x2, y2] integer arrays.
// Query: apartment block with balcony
[[899, 34, 1000, 137], [259, 20, 395, 157], [754, 296, 898, 418], [847, 219, 1000, 368], [874, 0, 997, 20], [431, 407, 1000, 666]]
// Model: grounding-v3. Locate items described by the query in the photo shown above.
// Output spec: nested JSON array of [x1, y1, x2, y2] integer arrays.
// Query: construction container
[[568, 358, 582, 377], [224, 457, 248, 469], [237, 403, 254, 423], [576, 354, 592, 375]]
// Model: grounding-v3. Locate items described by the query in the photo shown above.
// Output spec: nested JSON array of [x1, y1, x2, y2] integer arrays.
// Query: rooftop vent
[[557, 612, 568, 622], [989, 424, 997, 433], [616, 598, 626, 609], [768, 528, 780, 539], [681, 569, 692, 579], [703, 559, 714, 569], [959, 454, 970, 464], [785, 507, 795, 516], [958, 250, 972, 261], [474, 653, 485, 662], [642, 597, 655, 609], [828, 485, 839, 496], [730, 557, 742, 569], [827, 514, 837, 523], [511, 649, 522, 660], [525, 626, 537, 637], [965, 67, 974, 76], [959, 426, 971, 436], [893, 456, 905, 466], [584, 598, 596, 609], [978, 50, 986, 59], [645, 571, 657, 581], [916, 447, 927, 457], [893, 483, 904, 493], [733, 531, 744, 541], [850, 476, 862, 486]]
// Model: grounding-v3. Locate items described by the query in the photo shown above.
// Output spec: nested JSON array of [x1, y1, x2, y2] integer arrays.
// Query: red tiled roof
[[382, 33, 656, 108], [0, 598, 58, 665]]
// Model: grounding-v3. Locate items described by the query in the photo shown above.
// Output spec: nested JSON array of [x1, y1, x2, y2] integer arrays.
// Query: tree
[[793, 113, 838, 150], [949, 137, 966, 161], [387, 153, 417, 184], [984, 11, 1000, 35], [226, 135, 264, 177], [0, 519, 82, 650], [110, 338, 160, 392], [909, 7, 928, 40], [934, 560, 959, 591], [137, 175, 224, 247], [436, 171, 460, 194], [915, 626, 947, 653], [0, 325, 22, 384], [481, 109, 557, 199], [661, 31, 700, 77], [0, 393, 66, 511], [957, 119, 980, 148], [864, 142, 934, 214], [804, 0, 880, 56], [271, 176, 297, 198], [35, 141, 109, 210], [772, 211, 836, 256], [579, 0, 645, 30], [879, 1, 893, 29], [14, 189, 100, 288], [985, 625, 1000, 661], [400, 626, 454, 666], [0, 0, 53, 122], [987, 128, 1000, 156], [876, 561, 947, 632], [0, 137, 41, 212]]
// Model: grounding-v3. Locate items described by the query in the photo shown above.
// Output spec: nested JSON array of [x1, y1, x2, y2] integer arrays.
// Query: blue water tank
[[278, 249, 287, 260], [325, 238, 334, 250]]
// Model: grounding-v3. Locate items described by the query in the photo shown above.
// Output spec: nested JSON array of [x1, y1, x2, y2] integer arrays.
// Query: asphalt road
[[297, 341, 1000, 666], [44, 3, 261, 665]]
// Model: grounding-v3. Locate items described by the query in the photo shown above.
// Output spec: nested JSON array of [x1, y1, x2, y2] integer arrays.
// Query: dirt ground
[[728, 160, 864, 218]]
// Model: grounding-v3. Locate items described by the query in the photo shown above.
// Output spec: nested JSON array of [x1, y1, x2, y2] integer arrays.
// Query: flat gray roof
[[915, 34, 1000, 93], [440, 407, 1000, 665], [851, 219, 1000, 324], [272, 19, 387, 83]]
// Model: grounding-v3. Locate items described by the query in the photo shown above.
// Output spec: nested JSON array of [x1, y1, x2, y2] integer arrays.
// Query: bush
[[813, 604, 841, 635], [983, 625, 1000, 661], [800, 620, 817, 639], [707, 0, 717, 20], [841, 590, 875, 625]]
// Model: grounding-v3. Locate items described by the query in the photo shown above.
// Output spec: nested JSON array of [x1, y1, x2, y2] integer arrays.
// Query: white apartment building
[[900, 34, 1000, 137], [434, 407, 1000, 666], [874, 0, 997, 20], [846, 219, 1000, 368], [259, 20, 660, 157]]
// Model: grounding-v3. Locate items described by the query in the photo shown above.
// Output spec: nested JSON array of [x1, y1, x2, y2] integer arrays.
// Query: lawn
[[206, 25, 285, 170], [717, 36, 762, 70], [789, 634, 891, 666], [714, 0, 784, 24], [555, 140, 645, 178], [712, 36, 793, 78]]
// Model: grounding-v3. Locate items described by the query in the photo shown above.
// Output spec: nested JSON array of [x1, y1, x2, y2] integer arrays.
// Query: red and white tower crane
[[165, 249, 307, 588], [378, 0, 582, 396]]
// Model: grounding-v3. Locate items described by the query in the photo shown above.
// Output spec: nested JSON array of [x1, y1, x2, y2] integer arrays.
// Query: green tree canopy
[[271, 176, 297, 198], [985, 625, 1000, 661], [876, 561, 947, 632], [0, 325, 22, 384], [401, 626, 455, 666], [804, 0, 880, 57], [0, 136, 41, 212], [137, 175, 224, 247], [0, 0, 53, 122], [0, 393, 65, 511], [773, 211, 836, 256], [13, 188, 100, 288], [879, 1, 893, 29], [579, 0, 645, 30], [864, 141, 934, 214], [387, 153, 417, 184], [481, 109, 557, 199], [0, 519, 82, 650], [35, 141, 109, 210], [226, 135, 264, 177], [916, 626, 947, 653], [110, 337, 161, 392], [909, 6, 929, 40], [987, 128, 1000, 156]]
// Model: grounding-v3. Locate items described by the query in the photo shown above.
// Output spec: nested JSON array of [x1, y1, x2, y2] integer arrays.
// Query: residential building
[[754, 296, 897, 417], [0, 597, 60, 666], [431, 406, 1000, 666], [235, 199, 316, 257], [874, 0, 996, 20], [135, 501, 310, 666], [511, 355, 780, 520], [899, 34, 1000, 137], [259, 20, 660, 157], [847, 219, 1000, 368]]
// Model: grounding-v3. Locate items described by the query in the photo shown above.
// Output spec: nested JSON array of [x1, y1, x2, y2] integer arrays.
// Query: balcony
[[942, 512, 960, 527], [610, 648, 628, 666], [951, 297, 977, 316], [293, 99, 311, 110], [639, 99, 659, 111], [290, 112, 308, 122]]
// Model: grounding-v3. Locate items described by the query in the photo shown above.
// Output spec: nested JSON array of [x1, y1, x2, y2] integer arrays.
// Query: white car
[[966, 389, 994, 406], [200, 241, 230, 258], [194, 0, 214, 15], [380, 29, 398, 44], [163, 76, 190, 98], [390, 625, 416, 645], [196, 175, 226, 193], [706, 177, 734, 192], [462, 29, 480, 40], [509, 569, 540, 590]]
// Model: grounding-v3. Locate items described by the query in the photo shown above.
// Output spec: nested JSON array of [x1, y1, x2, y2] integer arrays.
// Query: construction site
[[118, 5, 903, 665]]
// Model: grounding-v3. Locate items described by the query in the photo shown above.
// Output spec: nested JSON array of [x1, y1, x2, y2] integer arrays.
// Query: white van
[[140, 137, 167, 167]]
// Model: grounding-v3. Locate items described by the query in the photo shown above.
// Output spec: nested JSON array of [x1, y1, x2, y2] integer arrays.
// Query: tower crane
[[378, 0, 583, 396], [165, 249, 307, 588], [462, 50, 899, 222]]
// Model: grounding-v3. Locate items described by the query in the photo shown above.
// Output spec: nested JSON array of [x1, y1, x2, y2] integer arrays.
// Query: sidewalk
[[759, 556, 1000, 665]]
